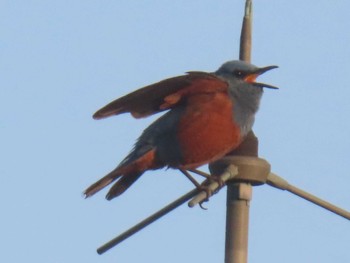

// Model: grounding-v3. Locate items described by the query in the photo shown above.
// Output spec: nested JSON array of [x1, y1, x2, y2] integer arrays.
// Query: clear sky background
[[2, 1, 350, 262]]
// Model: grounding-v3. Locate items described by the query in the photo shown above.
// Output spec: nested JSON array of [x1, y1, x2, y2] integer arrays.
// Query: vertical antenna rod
[[225, 1, 253, 263]]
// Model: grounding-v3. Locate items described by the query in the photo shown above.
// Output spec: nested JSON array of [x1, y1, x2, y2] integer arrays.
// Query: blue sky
[[1, 1, 350, 262]]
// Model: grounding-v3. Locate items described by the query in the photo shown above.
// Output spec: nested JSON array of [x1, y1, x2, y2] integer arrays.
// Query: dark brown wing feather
[[93, 72, 225, 119]]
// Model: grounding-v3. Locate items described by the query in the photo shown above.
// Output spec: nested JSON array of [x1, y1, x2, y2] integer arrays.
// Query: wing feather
[[93, 72, 227, 120]]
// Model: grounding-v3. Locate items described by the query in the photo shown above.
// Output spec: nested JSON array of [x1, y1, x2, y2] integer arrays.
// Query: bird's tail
[[84, 148, 157, 200], [105, 172, 143, 200]]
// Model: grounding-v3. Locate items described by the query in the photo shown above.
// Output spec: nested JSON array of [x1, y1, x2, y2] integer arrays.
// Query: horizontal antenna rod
[[267, 173, 350, 220], [97, 188, 199, 254]]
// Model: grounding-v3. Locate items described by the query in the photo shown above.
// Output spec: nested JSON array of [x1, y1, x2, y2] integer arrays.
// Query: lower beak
[[252, 82, 278, 89], [245, 65, 279, 89]]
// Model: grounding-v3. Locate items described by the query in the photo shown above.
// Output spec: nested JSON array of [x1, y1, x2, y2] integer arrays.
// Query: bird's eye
[[233, 70, 245, 78]]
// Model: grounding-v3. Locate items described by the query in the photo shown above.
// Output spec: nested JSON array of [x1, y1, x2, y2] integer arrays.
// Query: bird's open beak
[[244, 65, 278, 89]]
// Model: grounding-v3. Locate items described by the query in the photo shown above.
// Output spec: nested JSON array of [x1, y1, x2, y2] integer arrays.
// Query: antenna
[[93, 1, 350, 261]]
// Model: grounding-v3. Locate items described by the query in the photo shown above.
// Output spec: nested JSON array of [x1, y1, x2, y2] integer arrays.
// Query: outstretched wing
[[92, 72, 228, 120]]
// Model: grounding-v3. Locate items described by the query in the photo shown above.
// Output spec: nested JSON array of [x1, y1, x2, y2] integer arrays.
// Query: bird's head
[[215, 60, 278, 90], [215, 60, 278, 114]]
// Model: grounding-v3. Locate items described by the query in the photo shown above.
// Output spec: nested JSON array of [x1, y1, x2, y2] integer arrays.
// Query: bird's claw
[[199, 201, 208, 210], [198, 186, 212, 210], [197, 176, 227, 209]]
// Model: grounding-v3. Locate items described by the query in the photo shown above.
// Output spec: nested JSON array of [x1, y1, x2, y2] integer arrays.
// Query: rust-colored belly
[[177, 92, 241, 169]]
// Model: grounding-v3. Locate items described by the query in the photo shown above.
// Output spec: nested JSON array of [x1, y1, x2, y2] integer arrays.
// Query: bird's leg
[[179, 169, 227, 209], [209, 175, 226, 191], [190, 169, 226, 191], [188, 169, 211, 179], [179, 169, 201, 188], [179, 169, 212, 207]]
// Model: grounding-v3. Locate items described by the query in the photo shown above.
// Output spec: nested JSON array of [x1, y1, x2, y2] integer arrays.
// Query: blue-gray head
[[215, 60, 278, 136], [215, 60, 278, 90], [215, 60, 277, 110]]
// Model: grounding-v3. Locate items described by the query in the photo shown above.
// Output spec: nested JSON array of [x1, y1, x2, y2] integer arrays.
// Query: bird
[[84, 60, 277, 200]]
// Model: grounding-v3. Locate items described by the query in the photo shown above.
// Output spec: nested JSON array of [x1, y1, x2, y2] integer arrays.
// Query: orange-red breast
[[84, 60, 277, 200]]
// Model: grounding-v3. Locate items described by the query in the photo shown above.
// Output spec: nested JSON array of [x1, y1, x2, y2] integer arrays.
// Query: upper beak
[[245, 65, 279, 89]]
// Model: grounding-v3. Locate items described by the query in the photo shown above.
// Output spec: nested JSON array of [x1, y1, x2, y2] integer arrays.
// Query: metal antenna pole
[[223, 1, 254, 263], [224, 183, 252, 263]]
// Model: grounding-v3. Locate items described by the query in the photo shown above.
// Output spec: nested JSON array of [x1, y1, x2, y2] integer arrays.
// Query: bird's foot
[[179, 169, 227, 209], [197, 176, 226, 209], [210, 175, 226, 193], [202, 175, 226, 193]]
